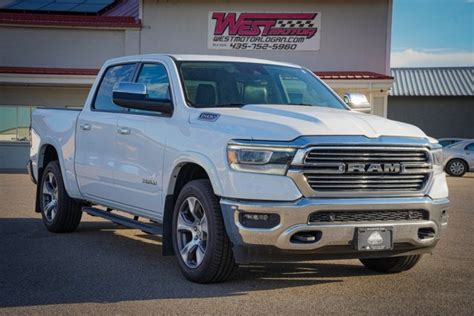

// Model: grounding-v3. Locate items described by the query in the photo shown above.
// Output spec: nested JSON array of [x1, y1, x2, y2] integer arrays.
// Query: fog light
[[290, 231, 322, 244], [440, 210, 449, 223], [239, 212, 280, 229]]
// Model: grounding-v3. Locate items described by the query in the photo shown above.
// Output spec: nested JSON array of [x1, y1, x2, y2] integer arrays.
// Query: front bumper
[[220, 197, 449, 264]]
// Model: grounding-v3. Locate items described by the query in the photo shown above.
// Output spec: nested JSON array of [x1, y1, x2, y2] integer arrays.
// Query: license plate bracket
[[356, 227, 393, 251]]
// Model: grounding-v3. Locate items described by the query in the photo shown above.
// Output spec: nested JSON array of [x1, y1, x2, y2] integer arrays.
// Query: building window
[[0, 106, 36, 142]]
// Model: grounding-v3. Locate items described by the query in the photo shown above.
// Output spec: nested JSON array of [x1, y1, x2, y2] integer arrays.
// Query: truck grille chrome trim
[[288, 145, 433, 198]]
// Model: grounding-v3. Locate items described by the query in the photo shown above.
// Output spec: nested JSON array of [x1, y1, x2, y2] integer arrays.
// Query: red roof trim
[[0, 67, 393, 80], [315, 71, 393, 80], [0, 12, 140, 28], [0, 67, 99, 76]]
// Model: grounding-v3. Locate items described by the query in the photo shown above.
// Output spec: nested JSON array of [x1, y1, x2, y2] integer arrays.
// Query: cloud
[[391, 49, 474, 67]]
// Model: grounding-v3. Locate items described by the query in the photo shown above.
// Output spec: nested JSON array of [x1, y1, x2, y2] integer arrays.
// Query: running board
[[82, 207, 162, 235]]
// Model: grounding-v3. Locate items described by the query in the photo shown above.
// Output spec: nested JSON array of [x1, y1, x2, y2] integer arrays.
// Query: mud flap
[[162, 194, 175, 256]]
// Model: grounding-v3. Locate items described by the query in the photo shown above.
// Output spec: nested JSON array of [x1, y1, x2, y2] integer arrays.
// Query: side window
[[93, 63, 136, 112], [439, 140, 452, 147], [127, 63, 171, 114], [137, 63, 171, 100], [465, 143, 474, 151]]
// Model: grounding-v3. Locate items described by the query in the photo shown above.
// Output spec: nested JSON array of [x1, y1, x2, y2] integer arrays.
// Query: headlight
[[430, 145, 444, 173], [227, 144, 296, 175]]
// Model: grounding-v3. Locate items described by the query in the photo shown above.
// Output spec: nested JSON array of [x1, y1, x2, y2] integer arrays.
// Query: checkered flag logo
[[276, 20, 315, 28]]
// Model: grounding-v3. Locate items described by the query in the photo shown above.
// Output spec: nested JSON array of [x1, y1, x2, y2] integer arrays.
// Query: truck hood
[[190, 104, 427, 141]]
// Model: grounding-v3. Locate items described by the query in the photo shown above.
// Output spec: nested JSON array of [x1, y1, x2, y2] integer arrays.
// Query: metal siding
[[390, 67, 473, 97], [388, 96, 474, 138]]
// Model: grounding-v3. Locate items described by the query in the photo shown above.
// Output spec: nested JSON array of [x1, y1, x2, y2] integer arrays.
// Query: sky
[[391, 0, 473, 67]]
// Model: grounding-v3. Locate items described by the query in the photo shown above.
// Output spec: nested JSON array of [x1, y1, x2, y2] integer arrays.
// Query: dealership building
[[388, 67, 473, 139], [0, 0, 396, 171]]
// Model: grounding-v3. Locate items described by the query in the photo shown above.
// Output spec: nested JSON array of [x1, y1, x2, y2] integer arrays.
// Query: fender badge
[[142, 177, 158, 185], [198, 112, 220, 122]]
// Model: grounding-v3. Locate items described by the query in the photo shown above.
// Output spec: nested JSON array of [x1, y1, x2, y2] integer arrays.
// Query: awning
[[0, 67, 393, 89]]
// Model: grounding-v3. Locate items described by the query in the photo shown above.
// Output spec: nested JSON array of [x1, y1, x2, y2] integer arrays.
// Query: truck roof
[[104, 54, 301, 68]]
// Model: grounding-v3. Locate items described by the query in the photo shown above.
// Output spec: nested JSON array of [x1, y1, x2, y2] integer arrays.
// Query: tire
[[360, 255, 422, 273], [445, 159, 467, 177], [39, 161, 82, 233], [172, 179, 235, 283]]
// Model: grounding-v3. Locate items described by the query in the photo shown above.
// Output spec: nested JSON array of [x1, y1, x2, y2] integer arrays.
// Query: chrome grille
[[308, 210, 428, 223], [303, 147, 431, 194]]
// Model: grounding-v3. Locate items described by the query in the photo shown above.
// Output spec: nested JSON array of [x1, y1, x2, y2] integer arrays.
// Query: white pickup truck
[[29, 54, 449, 283]]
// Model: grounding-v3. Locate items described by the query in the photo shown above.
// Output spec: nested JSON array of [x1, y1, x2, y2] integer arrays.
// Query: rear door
[[113, 63, 172, 215], [75, 63, 137, 202]]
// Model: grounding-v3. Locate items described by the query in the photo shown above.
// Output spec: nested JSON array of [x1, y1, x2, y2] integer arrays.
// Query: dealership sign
[[208, 12, 321, 51]]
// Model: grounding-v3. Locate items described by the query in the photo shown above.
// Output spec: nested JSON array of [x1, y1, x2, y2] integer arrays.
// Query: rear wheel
[[446, 159, 467, 177], [172, 179, 235, 283], [360, 255, 422, 273], [40, 161, 82, 232]]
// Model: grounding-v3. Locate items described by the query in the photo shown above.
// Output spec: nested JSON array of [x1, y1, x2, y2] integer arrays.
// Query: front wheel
[[360, 255, 422, 273], [172, 180, 235, 283], [446, 159, 467, 177]]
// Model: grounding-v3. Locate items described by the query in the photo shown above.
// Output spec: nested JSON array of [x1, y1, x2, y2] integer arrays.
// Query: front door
[[75, 63, 137, 202], [463, 142, 474, 170], [113, 63, 172, 215]]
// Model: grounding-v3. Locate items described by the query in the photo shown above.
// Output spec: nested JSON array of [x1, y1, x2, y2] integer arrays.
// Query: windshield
[[176, 61, 347, 110], [439, 139, 462, 147]]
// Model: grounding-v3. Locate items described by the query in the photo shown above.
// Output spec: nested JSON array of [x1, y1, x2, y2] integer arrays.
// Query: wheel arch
[[445, 157, 468, 170], [38, 144, 59, 171], [162, 159, 222, 256], [35, 143, 61, 212]]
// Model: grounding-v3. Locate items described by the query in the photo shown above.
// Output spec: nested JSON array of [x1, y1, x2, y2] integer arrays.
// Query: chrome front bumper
[[220, 196, 449, 262]]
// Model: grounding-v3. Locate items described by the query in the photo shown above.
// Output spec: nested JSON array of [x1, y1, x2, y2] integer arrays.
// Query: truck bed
[[31, 107, 82, 200]]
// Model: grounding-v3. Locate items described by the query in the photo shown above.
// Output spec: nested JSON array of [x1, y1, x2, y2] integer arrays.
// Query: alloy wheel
[[176, 196, 208, 268], [449, 161, 465, 176], [42, 172, 59, 222]]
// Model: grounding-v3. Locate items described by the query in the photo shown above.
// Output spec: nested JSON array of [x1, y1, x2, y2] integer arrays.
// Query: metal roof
[[0, 66, 394, 82], [316, 71, 393, 80], [390, 67, 473, 97], [0, 66, 99, 76]]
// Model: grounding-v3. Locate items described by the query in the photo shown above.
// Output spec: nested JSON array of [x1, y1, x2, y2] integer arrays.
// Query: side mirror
[[112, 82, 173, 114], [343, 93, 371, 114]]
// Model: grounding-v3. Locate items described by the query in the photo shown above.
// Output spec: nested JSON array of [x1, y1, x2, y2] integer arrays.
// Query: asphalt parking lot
[[0, 173, 473, 315]]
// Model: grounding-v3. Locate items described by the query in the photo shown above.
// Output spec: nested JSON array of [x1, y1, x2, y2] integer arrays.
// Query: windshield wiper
[[213, 103, 246, 108], [291, 103, 314, 107]]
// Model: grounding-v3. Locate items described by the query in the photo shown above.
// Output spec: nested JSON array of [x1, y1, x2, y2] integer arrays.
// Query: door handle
[[79, 123, 91, 131], [117, 127, 131, 135]]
